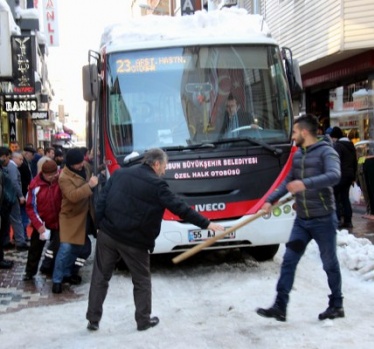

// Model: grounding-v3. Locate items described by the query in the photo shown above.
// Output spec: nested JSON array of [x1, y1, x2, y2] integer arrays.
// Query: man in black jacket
[[330, 127, 357, 229], [86, 148, 223, 332]]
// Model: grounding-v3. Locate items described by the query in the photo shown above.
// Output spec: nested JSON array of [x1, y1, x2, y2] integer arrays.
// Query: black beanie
[[330, 127, 344, 139], [66, 148, 84, 166]]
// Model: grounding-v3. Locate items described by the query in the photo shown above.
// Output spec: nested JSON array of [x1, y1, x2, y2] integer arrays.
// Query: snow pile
[[337, 229, 374, 281], [100, 8, 270, 48]]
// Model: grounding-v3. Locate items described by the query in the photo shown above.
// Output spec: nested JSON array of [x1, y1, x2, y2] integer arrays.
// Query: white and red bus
[[83, 9, 300, 260]]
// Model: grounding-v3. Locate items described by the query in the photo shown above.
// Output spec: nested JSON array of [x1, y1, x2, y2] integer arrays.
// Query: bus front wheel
[[241, 244, 279, 262]]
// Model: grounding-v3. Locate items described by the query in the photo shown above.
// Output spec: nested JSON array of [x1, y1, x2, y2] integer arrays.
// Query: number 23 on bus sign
[[188, 228, 235, 243]]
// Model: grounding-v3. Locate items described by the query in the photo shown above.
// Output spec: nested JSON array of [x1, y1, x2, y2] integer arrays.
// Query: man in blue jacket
[[86, 148, 224, 332], [256, 114, 344, 322]]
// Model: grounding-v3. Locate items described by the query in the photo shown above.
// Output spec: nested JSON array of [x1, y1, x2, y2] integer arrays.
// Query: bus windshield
[[106, 45, 293, 155]]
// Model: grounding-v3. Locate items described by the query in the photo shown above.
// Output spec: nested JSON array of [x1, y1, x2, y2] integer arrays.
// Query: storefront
[[303, 51, 374, 137], [329, 86, 374, 143]]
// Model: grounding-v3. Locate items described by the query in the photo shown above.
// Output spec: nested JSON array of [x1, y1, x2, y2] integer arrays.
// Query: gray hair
[[143, 148, 168, 166], [11, 151, 23, 160]]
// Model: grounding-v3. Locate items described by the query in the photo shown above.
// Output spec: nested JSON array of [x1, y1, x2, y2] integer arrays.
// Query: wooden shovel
[[172, 195, 294, 264]]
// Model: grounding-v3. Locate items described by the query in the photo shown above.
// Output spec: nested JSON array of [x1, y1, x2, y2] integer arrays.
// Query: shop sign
[[0, 81, 15, 95], [338, 119, 358, 128], [5, 99, 37, 112], [11, 35, 36, 95], [37, 128, 45, 140], [42, 0, 60, 46], [8, 112, 16, 142], [31, 111, 49, 120], [352, 90, 373, 111], [44, 129, 51, 140], [181, 0, 197, 15]]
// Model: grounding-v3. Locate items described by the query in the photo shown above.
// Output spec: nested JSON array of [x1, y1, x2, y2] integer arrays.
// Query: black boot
[[318, 306, 345, 320], [256, 304, 286, 322], [87, 321, 99, 331], [52, 283, 62, 294]]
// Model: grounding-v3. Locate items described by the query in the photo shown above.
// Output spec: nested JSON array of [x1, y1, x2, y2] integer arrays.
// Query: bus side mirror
[[82, 64, 99, 101], [282, 47, 303, 97]]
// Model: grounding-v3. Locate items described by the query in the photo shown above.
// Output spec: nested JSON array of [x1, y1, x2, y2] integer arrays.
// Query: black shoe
[[87, 321, 99, 331], [0, 260, 14, 269], [3, 243, 15, 250], [16, 245, 29, 252], [256, 305, 286, 322], [318, 306, 345, 320], [23, 273, 34, 281], [338, 222, 353, 229], [52, 283, 62, 294], [62, 275, 82, 285], [137, 317, 160, 331]]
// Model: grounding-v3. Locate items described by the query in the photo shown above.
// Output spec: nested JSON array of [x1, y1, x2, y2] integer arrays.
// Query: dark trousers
[[40, 234, 92, 275], [334, 177, 353, 224], [275, 213, 343, 311], [1, 211, 10, 247], [363, 158, 374, 214], [86, 232, 151, 328], [20, 204, 29, 238], [25, 228, 59, 276], [0, 214, 8, 261]]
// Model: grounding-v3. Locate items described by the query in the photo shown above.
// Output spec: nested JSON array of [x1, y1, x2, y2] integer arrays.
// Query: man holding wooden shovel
[[256, 114, 344, 322], [86, 148, 224, 332]]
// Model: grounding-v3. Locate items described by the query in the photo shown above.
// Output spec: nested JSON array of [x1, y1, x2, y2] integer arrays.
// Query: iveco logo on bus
[[194, 203, 226, 212]]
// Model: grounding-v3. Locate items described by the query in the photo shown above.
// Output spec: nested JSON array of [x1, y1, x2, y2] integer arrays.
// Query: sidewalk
[[0, 246, 87, 315], [1, 209, 374, 315], [351, 202, 374, 243]]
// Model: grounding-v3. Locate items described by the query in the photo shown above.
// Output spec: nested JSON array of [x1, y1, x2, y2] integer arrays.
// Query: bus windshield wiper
[[214, 137, 283, 157]]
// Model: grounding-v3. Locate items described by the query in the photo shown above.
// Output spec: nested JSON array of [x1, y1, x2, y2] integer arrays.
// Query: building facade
[[264, 0, 374, 141], [0, 0, 55, 149]]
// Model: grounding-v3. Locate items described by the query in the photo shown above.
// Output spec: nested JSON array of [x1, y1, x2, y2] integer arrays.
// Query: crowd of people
[[0, 142, 224, 332], [0, 143, 98, 289]]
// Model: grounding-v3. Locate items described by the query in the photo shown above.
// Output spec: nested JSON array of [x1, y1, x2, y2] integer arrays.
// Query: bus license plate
[[188, 229, 235, 242]]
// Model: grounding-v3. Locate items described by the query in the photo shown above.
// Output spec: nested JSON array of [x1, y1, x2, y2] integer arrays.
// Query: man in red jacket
[[23, 160, 61, 280]]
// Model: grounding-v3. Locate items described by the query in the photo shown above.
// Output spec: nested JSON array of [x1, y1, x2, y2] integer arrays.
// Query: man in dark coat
[[330, 126, 357, 229], [19, 146, 36, 240], [0, 148, 14, 269], [86, 148, 224, 332]]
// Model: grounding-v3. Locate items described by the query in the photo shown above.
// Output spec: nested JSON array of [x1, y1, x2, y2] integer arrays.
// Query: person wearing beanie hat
[[329, 126, 344, 140], [23, 158, 62, 281], [65, 148, 84, 167], [41, 160, 58, 174], [330, 127, 357, 229], [51, 148, 99, 294]]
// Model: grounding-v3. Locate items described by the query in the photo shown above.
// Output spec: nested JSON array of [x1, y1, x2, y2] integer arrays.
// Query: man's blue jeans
[[53, 242, 83, 283], [275, 213, 343, 310]]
